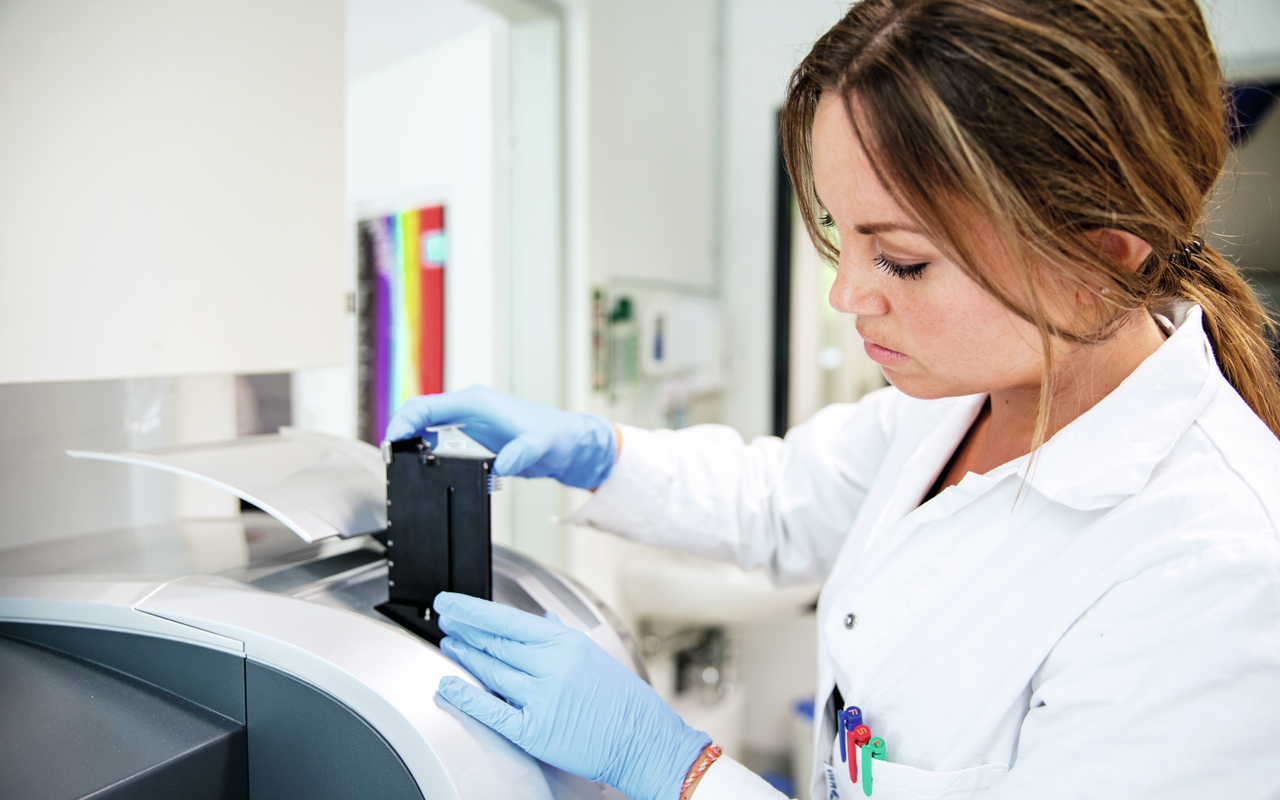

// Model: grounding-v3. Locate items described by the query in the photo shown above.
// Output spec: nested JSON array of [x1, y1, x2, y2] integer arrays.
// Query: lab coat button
[[843, 613, 857, 630]]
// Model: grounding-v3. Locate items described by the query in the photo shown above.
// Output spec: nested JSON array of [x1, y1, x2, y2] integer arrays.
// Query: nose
[[829, 250, 889, 316]]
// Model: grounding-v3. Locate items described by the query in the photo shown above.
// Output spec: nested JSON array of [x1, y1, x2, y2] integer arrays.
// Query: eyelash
[[874, 253, 928, 280], [817, 211, 929, 280]]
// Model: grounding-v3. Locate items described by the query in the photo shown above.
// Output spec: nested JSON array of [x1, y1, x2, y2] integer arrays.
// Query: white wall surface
[[718, 0, 850, 440], [346, 25, 510, 397], [0, 0, 347, 384], [556, 0, 850, 638], [347, 0, 502, 81], [508, 17, 571, 567], [342, 13, 515, 545], [1204, 0, 1280, 80], [0, 375, 242, 551], [0, 381, 151, 550]]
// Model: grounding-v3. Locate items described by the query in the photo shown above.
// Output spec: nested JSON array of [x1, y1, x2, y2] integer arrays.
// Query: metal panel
[[246, 661, 422, 800], [68, 429, 386, 542], [136, 575, 555, 800], [0, 622, 246, 724], [0, 634, 247, 800]]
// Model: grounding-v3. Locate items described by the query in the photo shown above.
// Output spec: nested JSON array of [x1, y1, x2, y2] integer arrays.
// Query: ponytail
[[1154, 243, 1280, 436]]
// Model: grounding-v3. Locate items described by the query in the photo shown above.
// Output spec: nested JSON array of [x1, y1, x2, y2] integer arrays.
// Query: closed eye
[[874, 253, 928, 280]]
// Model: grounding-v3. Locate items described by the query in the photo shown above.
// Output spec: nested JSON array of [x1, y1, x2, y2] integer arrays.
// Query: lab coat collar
[[1014, 305, 1219, 510]]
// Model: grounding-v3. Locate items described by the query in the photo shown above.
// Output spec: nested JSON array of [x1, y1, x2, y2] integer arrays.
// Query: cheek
[[909, 281, 1042, 376]]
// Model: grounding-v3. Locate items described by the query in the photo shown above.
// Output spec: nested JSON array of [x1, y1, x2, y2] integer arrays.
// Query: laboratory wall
[[347, 25, 509, 396], [717, 0, 854, 440], [0, 374, 244, 552], [0, 382, 160, 551], [1210, 102, 1280, 293], [336, 3, 519, 548], [1204, 0, 1280, 80]]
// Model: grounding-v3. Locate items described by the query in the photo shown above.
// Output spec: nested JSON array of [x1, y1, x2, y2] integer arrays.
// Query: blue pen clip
[[845, 706, 863, 728], [838, 706, 862, 763]]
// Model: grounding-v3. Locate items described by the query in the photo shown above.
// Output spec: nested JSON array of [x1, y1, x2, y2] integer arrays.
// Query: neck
[[994, 310, 1167, 451], [958, 311, 1167, 478]]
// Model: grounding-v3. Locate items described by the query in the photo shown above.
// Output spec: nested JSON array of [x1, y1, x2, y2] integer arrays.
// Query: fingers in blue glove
[[385, 385, 515, 448], [385, 392, 469, 442], [493, 435, 545, 478], [438, 618, 544, 676], [384, 386, 616, 489], [440, 637, 533, 707], [438, 675, 527, 741], [434, 592, 562, 642]]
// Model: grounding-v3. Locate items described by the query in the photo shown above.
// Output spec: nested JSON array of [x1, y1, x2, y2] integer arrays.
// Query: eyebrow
[[854, 222, 922, 236], [814, 193, 921, 236]]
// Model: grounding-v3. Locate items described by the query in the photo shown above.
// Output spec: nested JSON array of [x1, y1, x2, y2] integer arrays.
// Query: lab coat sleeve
[[989, 538, 1280, 799], [689, 756, 791, 800], [563, 389, 899, 585]]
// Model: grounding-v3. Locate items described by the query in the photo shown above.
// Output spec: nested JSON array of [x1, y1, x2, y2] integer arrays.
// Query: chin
[[881, 371, 972, 401]]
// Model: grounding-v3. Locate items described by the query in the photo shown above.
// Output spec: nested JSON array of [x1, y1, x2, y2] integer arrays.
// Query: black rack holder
[[375, 437, 494, 645]]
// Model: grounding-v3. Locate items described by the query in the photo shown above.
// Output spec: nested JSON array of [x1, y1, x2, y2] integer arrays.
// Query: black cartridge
[[376, 435, 494, 645]]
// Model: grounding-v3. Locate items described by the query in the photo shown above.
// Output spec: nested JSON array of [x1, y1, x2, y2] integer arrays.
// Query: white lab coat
[[565, 306, 1280, 800]]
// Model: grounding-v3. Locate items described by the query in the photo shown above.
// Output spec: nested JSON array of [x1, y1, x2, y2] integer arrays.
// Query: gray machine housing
[[0, 431, 643, 800]]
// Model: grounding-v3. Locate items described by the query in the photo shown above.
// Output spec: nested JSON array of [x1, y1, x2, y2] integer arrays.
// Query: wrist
[[608, 721, 708, 800], [591, 422, 622, 488], [567, 413, 617, 490], [679, 744, 722, 800]]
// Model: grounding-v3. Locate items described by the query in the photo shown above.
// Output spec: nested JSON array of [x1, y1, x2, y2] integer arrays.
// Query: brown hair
[[781, 0, 1280, 441]]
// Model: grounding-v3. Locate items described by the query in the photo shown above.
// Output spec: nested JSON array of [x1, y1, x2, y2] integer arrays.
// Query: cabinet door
[[589, 0, 719, 291], [0, 0, 345, 383]]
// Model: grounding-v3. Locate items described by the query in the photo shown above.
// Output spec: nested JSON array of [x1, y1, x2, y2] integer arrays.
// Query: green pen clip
[[862, 737, 886, 796]]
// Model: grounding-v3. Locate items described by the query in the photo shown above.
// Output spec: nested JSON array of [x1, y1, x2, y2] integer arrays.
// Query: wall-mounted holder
[[376, 426, 497, 645]]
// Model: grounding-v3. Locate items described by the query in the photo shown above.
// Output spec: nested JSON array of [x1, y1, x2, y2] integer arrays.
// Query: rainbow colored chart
[[357, 206, 446, 443]]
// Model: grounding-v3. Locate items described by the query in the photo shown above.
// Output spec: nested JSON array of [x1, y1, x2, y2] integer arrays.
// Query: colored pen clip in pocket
[[849, 725, 870, 783], [838, 706, 863, 766], [861, 736, 886, 797]]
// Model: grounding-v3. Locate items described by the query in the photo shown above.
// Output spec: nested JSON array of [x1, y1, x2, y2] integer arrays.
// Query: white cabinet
[[588, 0, 719, 291], [0, 0, 346, 384]]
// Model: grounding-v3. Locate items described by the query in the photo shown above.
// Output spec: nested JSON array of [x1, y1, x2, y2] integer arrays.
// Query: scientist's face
[[810, 93, 1048, 400]]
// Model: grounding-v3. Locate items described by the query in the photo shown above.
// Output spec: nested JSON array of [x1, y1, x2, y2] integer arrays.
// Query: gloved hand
[[434, 592, 710, 800], [384, 386, 616, 490]]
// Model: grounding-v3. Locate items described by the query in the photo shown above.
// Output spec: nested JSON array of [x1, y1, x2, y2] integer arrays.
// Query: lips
[[859, 334, 908, 366]]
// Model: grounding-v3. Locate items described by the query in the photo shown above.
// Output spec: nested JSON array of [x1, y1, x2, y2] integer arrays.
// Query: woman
[[387, 1, 1280, 797]]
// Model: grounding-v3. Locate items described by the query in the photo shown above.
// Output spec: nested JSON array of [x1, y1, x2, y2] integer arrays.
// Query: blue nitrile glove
[[384, 386, 616, 490], [434, 592, 710, 800]]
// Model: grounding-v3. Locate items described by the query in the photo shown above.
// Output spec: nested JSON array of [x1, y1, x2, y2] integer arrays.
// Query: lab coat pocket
[[866, 758, 1008, 799]]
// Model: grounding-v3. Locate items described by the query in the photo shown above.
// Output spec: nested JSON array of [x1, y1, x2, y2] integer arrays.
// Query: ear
[[1083, 228, 1152, 272]]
